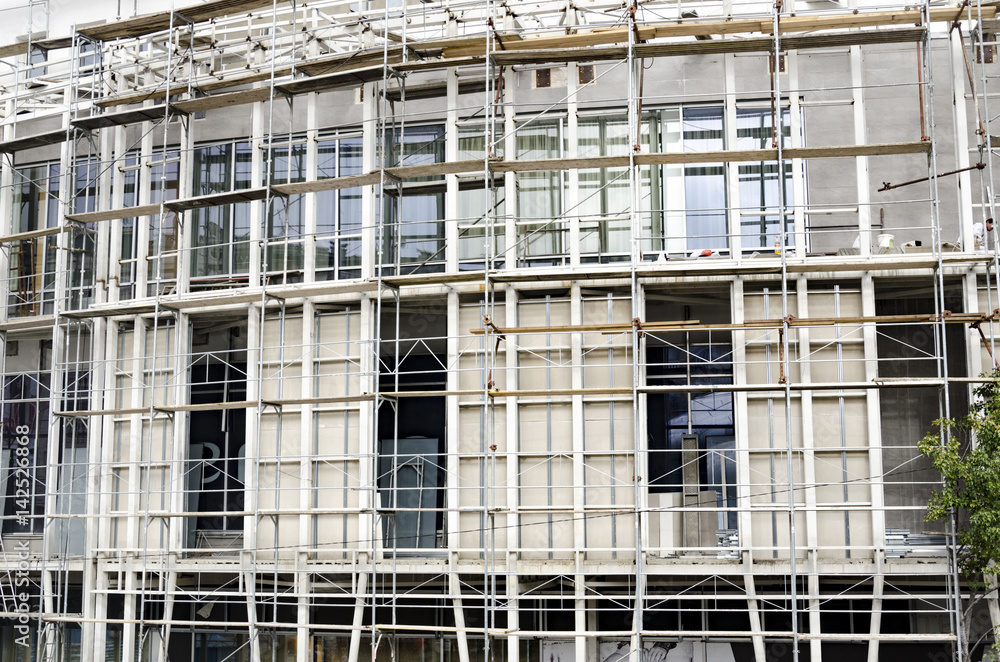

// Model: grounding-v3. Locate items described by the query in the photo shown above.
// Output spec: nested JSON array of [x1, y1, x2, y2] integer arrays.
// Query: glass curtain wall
[[507, 106, 796, 262], [578, 113, 665, 262], [5, 110, 799, 305], [578, 115, 635, 261]]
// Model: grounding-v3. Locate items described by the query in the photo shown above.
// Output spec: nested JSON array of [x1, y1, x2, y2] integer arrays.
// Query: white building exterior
[[0, 0, 995, 661]]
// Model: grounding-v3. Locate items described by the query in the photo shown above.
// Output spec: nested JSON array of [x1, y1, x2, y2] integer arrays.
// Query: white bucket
[[877, 233, 894, 248]]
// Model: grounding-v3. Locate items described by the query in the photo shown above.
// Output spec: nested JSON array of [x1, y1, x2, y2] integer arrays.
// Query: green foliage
[[920, 370, 1000, 587]]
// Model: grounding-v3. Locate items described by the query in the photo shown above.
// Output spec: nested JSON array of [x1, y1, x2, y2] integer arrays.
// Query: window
[[78, 41, 97, 72], [7, 158, 99, 313], [516, 120, 564, 263], [267, 140, 308, 280], [378, 437, 441, 549], [511, 105, 797, 261], [376, 354, 446, 551], [578, 114, 648, 261], [736, 108, 793, 251], [0, 371, 50, 534], [118, 154, 139, 300], [191, 142, 253, 281], [679, 107, 727, 251], [317, 134, 363, 280], [147, 153, 180, 295], [187, 360, 247, 539], [382, 125, 446, 275], [457, 124, 506, 270], [9, 163, 59, 316], [647, 338, 736, 548], [0, 623, 40, 662], [528, 108, 729, 259], [458, 183, 506, 270], [67, 159, 99, 310], [576, 108, 729, 259]]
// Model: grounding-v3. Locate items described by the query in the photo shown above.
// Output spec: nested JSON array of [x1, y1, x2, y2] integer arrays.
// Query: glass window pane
[[682, 108, 726, 251], [736, 109, 793, 251]]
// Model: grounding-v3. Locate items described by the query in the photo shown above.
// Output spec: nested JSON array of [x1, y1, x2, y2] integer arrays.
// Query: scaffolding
[[0, 0, 996, 661]]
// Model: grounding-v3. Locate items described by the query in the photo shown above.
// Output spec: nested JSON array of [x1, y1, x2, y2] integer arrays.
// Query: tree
[[919, 370, 1000, 661]]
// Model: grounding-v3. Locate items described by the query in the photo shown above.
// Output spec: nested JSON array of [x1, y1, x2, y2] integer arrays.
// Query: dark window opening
[[647, 338, 736, 549], [377, 353, 446, 551], [1, 371, 50, 535], [187, 352, 247, 539]]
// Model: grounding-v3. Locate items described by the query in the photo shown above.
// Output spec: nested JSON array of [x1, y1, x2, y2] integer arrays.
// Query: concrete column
[[446, 289, 471, 662], [788, 52, 807, 259], [505, 284, 519, 662], [745, 573, 767, 662], [567, 65, 580, 267], [361, 84, 378, 280], [851, 46, 872, 256], [951, 33, 975, 251], [80, 315, 105, 662], [861, 275, 886, 548], [121, 315, 148, 662], [245, 302, 263, 662], [0, 99, 15, 324], [250, 98, 265, 288], [732, 277, 754, 563], [176, 113, 192, 295], [297, 299, 315, 662], [867, 570, 884, 662], [157, 311, 188, 660], [107, 125, 127, 304], [40, 102, 75, 662], [136, 114, 154, 300], [349, 292, 376, 660], [725, 55, 742, 260], [304, 94, 319, 284], [445, 69, 459, 274], [91, 317, 121, 662], [503, 71, 516, 269], [570, 283, 585, 661]]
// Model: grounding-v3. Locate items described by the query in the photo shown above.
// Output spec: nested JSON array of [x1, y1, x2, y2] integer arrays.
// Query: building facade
[[0, 0, 995, 660]]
